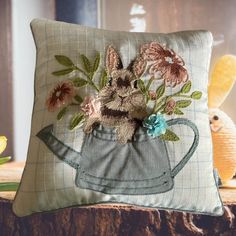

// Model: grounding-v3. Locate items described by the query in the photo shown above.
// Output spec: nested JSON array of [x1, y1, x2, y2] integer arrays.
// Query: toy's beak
[[210, 122, 223, 132]]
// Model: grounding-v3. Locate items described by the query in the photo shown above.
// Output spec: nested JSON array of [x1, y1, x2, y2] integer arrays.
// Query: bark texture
[[0, 198, 236, 236]]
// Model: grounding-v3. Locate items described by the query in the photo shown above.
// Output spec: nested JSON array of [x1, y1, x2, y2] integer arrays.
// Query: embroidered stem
[[174, 94, 192, 98], [153, 96, 168, 113], [70, 102, 81, 106], [145, 76, 155, 103], [153, 91, 192, 114], [74, 66, 99, 92]]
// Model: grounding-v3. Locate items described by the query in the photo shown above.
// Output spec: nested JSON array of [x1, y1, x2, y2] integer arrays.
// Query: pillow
[[13, 18, 223, 216]]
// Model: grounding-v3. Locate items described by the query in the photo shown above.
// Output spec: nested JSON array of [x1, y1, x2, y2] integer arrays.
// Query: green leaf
[[55, 55, 74, 67], [181, 81, 192, 93], [138, 79, 146, 94], [57, 107, 68, 121], [0, 182, 19, 191], [174, 108, 184, 115], [156, 83, 165, 100], [99, 69, 108, 89], [69, 113, 84, 130], [176, 100, 192, 108], [80, 54, 91, 73], [146, 76, 155, 91], [73, 78, 88, 87], [93, 53, 100, 72], [146, 93, 151, 103], [74, 95, 83, 104], [52, 68, 74, 76], [191, 91, 202, 100], [0, 156, 11, 165], [160, 129, 180, 141]]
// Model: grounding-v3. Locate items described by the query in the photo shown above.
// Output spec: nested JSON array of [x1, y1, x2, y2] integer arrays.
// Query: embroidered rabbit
[[83, 45, 147, 143]]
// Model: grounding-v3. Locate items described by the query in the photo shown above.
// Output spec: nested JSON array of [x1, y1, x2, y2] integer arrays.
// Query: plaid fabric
[[13, 19, 223, 216]]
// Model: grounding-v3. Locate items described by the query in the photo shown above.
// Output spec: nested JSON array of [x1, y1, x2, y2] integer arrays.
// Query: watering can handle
[[166, 118, 200, 178]]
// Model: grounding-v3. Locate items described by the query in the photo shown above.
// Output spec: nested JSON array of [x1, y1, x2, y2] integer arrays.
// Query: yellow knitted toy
[[208, 55, 236, 185]]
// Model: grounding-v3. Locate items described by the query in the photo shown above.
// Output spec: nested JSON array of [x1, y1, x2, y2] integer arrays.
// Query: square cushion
[[13, 18, 223, 216]]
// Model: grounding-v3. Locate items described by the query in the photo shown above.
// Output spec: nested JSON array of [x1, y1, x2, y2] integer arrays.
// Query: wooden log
[[0, 198, 236, 236], [1, 162, 236, 235]]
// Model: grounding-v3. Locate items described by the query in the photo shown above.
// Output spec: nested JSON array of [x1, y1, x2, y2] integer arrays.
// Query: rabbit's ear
[[106, 46, 123, 76]]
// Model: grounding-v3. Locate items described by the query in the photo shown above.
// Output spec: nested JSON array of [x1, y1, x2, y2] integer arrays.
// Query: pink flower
[[133, 56, 146, 78], [140, 42, 164, 61], [80, 96, 101, 117], [140, 42, 189, 87], [46, 81, 75, 112], [148, 90, 157, 100], [164, 99, 176, 115]]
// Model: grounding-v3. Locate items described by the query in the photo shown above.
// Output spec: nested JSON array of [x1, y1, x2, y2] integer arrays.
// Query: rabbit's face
[[99, 71, 143, 112], [110, 70, 138, 98]]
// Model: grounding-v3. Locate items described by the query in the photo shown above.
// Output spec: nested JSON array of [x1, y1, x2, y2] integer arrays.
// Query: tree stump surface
[[1, 162, 236, 236]]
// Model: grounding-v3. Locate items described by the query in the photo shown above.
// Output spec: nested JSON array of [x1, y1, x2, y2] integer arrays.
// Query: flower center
[[55, 91, 62, 97], [154, 71, 162, 78], [165, 56, 173, 64]]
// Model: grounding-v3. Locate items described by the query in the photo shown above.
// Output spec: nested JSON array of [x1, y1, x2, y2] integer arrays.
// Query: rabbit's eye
[[133, 80, 138, 89], [108, 77, 113, 86]]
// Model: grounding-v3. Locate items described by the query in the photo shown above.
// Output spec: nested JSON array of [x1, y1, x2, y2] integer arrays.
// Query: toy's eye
[[213, 115, 219, 120], [108, 77, 113, 86], [133, 80, 138, 89]]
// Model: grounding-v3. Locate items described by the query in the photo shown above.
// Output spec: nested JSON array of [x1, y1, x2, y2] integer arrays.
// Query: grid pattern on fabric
[[13, 19, 223, 216]]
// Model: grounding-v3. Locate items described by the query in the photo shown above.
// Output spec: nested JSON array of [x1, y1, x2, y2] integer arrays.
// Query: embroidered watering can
[[37, 117, 199, 195]]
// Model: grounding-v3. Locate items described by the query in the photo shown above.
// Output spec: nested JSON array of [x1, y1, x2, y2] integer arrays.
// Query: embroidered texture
[[36, 117, 199, 195], [84, 46, 147, 144], [46, 81, 75, 112], [37, 43, 202, 194], [46, 42, 202, 142], [143, 114, 167, 137], [140, 42, 189, 87]]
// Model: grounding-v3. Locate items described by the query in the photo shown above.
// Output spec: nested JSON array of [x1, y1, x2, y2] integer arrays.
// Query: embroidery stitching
[[36, 117, 199, 195]]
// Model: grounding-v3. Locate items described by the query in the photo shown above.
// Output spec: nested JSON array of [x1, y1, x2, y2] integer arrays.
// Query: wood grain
[[0, 198, 236, 236]]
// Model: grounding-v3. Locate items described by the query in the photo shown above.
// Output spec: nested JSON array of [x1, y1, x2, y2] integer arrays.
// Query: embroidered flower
[[164, 99, 176, 115], [140, 42, 164, 61], [140, 42, 188, 87], [46, 81, 75, 112], [148, 90, 157, 100], [133, 56, 147, 78], [80, 96, 101, 117], [143, 114, 168, 137]]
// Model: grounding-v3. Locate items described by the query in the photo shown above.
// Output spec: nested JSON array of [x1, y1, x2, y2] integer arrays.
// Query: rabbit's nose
[[119, 95, 124, 100]]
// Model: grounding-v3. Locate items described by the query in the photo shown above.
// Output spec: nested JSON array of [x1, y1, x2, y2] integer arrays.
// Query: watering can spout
[[36, 125, 81, 169]]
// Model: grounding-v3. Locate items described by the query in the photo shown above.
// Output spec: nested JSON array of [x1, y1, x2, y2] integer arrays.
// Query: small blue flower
[[143, 114, 168, 137]]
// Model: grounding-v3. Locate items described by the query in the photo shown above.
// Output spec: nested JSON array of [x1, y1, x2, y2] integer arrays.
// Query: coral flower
[[133, 56, 147, 78], [46, 81, 75, 111], [80, 96, 101, 117], [148, 90, 157, 100], [140, 42, 188, 87], [164, 99, 176, 115]]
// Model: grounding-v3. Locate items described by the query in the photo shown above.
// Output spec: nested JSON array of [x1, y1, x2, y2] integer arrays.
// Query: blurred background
[[1, 0, 236, 161]]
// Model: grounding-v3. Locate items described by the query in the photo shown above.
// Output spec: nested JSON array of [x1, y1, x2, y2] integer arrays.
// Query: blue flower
[[143, 114, 168, 137]]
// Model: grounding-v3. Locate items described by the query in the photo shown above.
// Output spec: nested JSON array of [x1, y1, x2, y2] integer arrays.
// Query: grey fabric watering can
[[37, 118, 199, 195]]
